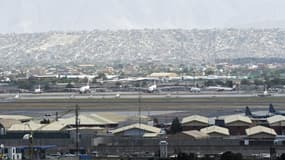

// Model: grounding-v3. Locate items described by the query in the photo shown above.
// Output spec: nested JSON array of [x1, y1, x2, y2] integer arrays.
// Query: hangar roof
[[200, 125, 229, 136], [182, 115, 209, 125], [246, 125, 277, 136], [112, 123, 161, 134]]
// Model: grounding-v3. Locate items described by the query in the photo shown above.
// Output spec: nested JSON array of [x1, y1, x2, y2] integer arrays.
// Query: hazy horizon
[[1, 0, 285, 33]]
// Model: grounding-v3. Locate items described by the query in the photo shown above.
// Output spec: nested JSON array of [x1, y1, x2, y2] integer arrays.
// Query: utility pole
[[24, 124, 33, 160], [75, 104, 79, 156], [138, 82, 142, 126]]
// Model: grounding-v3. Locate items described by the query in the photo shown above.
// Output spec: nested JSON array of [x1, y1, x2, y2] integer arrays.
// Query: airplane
[[135, 81, 186, 93], [66, 79, 92, 94], [14, 93, 20, 99], [257, 90, 271, 97], [33, 85, 42, 94], [147, 82, 158, 93], [206, 85, 236, 92], [135, 81, 159, 93], [245, 106, 270, 118], [79, 80, 91, 94], [190, 87, 201, 93], [269, 104, 285, 116]]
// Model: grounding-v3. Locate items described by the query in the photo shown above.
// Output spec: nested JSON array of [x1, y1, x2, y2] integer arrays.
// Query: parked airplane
[[257, 90, 271, 97], [14, 93, 20, 99], [79, 81, 91, 94], [190, 87, 201, 93], [245, 106, 270, 118], [33, 85, 42, 94], [269, 104, 285, 116], [66, 80, 92, 94], [135, 81, 159, 93], [206, 85, 236, 91]]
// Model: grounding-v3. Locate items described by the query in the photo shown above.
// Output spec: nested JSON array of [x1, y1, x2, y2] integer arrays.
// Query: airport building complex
[[1, 105, 285, 159]]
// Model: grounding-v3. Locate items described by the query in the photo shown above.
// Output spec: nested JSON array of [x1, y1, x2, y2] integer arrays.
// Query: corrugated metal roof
[[112, 123, 161, 134], [40, 113, 117, 131], [39, 121, 67, 131], [224, 115, 252, 125], [8, 113, 118, 132], [8, 121, 42, 131], [246, 125, 277, 136], [200, 125, 229, 136], [0, 115, 32, 121], [66, 126, 104, 131], [143, 133, 159, 138], [182, 115, 209, 124], [182, 130, 209, 139], [0, 119, 21, 129], [267, 115, 285, 124], [58, 113, 117, 126]]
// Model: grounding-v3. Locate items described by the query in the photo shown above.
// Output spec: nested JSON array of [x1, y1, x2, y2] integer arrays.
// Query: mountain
[[1, 28, 285, 67]]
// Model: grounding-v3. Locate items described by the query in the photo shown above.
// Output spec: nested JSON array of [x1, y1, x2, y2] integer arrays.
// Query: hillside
[[1, 28, 285, 67]]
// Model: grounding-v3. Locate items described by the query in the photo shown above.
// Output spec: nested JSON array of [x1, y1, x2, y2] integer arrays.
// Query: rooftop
[[267, 115, 285, 124], [200, 125, 230, 136], [182, 130, 209, 139], [224, 115, 252, 125], [182, 115, 209, 125], [112, 123, 161, 134], [246, 125, 277, 136]]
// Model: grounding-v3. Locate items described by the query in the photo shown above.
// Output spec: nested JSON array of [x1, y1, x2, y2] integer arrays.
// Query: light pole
[[0, 144, 4, 160], [23, 124, 33, 160]]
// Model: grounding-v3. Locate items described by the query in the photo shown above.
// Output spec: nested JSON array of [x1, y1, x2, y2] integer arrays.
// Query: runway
[[1, 91, 284, 100], [0, 91, 284, 112]]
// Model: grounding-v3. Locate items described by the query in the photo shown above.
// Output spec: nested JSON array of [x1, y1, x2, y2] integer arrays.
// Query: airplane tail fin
[[245, 106, 252, 116], [232, 84, 237, 90], [87, 78, 90, 86], [269, 103, 276, 113]]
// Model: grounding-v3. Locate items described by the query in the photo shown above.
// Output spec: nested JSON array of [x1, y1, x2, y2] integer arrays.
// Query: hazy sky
[[1, 0, 285, 33]]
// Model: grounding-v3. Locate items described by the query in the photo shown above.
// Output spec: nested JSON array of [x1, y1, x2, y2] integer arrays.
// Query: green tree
[[98, 72, 107, 80], [254, 79, 264, 86], [225, 80, 233, 88], [65, 83, 74, 88], [170, 117, 182, 134], [279, 153, 285, 160], [44, 83, 50, 90], [241, 79, 251, 85], [220, 151, 243, 160], [205, 80, 216, 86], [204, 69, 215, 76]]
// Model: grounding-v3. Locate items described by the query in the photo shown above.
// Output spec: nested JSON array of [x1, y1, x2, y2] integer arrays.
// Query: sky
[[1, 0, 285, 33]]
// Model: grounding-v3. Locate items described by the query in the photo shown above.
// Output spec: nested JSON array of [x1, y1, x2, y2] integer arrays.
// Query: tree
[[254, 79, 264, 86], [241, 79, 250, 85], [115, 81, 122, 87], [204, 69, 215, 76], [44, 83, 50, 90], [176, 152, 196, 160], [225, 80, 233, 88], [279, 153, 285, 160], [220, 151, 243, 160], [204, 80, 216, 86], [65, 83, 74, 88], [220, 151, 234, 160], [170, 117, 182, 134], [98, 72, 107, 80]]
